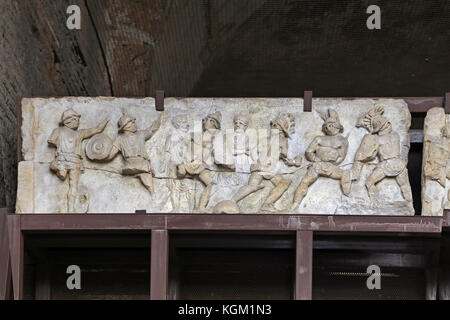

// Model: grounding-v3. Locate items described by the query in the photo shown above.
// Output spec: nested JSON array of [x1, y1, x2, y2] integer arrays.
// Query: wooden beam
[[404, 97, 444, 113], [150, 230, 169, 300], [19, 214, 443, 233], [295, 231, 313, 300], [7, 215, 23, 300]]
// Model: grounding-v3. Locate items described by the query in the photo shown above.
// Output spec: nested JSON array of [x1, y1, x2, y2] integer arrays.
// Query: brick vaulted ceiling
[[0, 0, 449, 209]]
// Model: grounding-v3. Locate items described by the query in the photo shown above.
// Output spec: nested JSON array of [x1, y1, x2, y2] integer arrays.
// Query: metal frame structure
[[1, 94, 449, 300], [1, 211, 448, 300]]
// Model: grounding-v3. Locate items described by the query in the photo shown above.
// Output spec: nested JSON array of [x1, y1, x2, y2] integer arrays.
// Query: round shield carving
[[85, 133, 113, 161]]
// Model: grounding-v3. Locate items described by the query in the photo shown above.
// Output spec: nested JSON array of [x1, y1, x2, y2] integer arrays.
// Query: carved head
[[321, 109, 344, 136], [356, 105, 391, 134], [61, 109, 81, 130], [271, 114, 295, 137], [203, 112, 222, 131], [172, 115, 190, 132], [118, 114, 137, 133], [234, 114, 249, 133]]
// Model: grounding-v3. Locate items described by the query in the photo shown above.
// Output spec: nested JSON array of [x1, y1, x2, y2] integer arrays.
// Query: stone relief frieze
[[17, 97, 414, 215], [421, 107, 450, 216]]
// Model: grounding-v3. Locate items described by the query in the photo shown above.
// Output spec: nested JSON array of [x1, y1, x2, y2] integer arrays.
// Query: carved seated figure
[[177, 112, 225, 211], [351, 105, 412, 203], [292, 110, 351, 210], [233, 114, 302, 213], [106, 113, 165, 196]]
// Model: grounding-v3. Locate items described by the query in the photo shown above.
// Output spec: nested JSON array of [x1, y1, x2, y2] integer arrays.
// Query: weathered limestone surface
[[17, 97, 413, 215], [421, 108, 450, 216]]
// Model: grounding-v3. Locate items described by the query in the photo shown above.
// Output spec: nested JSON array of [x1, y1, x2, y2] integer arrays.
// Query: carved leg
[[198, 170, 214, 211], [292, 169, 318, 209], [341, 170, 352, 196], [365, 168, 385, 198], [396, 169, 413, 202], [351, 161, 364, 181], [329, 168, 351, 196], [50, 161, 68, 181], [68, 168, 81, 213], [261, 176, 292, 212], [167, 180, 180, 213], [232, 173, 264, 203], [138, 173, 154, 196]]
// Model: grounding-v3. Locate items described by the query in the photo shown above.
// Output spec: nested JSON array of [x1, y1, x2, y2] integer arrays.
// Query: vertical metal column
[[0, 208, 11, 300], [150, 230, 169, 300], [295, 231, 313, 300], [8, 215, 23, 300]]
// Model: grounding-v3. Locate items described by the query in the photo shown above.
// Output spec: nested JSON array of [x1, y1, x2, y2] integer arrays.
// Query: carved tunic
[[48, 127, 86, 170], [113, 131, 153, 175], [355, 132, 406, 176]]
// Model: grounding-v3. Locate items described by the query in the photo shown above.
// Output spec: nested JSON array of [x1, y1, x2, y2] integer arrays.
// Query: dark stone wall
[[1, 0, 449, 211]]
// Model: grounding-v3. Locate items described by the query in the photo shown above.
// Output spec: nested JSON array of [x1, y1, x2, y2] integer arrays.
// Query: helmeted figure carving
[[232, 114, 255, 173], [106, 112, 166, 196], [48, 108, 108, 213], [292, 109, 350, 210], [164, 115, 196, 213], [177, 112, 227, 211], [351, 105, 412, 202], [233, 114, 302, 212]]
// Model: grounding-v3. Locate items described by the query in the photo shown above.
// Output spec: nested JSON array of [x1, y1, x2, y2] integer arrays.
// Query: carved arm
[[80, 120, 109, 140], [144, 112, 166, 141]]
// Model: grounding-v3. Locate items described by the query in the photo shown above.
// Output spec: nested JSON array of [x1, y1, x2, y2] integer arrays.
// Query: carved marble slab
[[17, 97, 413, 215], [421, 108, 450, 216]]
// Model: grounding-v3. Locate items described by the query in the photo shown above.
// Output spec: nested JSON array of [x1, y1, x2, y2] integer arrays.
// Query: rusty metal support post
[[0, 208, 11, 300], [150, 230, 169, 300], [295, 230, 313, 300], [445, 93, 450, 114], [7, 215, 23, 300], [156, 90, 165, 112], [304, 91, 313, 112]]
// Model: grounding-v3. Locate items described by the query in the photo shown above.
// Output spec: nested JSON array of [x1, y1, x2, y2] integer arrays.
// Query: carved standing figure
[[177, 112, 225, 211], [351, 105, 413, 202], [164, 115, 196, 213], [233, 114, 302, 212], [232, 114, 255, 173], [292, 110, 351, 210], [48, 108, 109, 213], [106, 113, 166, 196]]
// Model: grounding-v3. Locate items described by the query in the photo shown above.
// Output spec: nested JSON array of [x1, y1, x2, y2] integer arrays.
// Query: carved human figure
[[292, 110, 351, 209], [164, 115, 195, 213], [233, 114, 302, 212], [48, 108, 108, 213], [351, 105, 413, 202], [177, 112, 226, 211], [106, 113, 166, 196], [232, 114, 255, 173]]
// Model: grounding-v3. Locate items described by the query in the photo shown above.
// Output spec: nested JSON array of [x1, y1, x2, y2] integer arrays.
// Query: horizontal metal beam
[[19, 214, 443, 234]]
